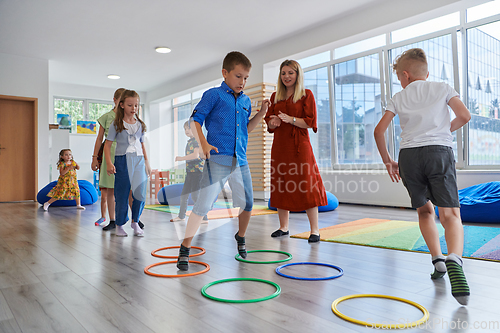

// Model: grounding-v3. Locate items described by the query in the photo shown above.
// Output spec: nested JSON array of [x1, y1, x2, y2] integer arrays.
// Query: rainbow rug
[[291, 218, 500, 262], [144, 201, 277, 220]]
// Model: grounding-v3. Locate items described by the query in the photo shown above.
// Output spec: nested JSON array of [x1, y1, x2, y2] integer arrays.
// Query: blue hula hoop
[[275, 262, 344, 281]]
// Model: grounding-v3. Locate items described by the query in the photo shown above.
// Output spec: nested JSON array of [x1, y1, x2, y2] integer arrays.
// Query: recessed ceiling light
[[107, 74, 120, 80], [155, 46, 171, 54]]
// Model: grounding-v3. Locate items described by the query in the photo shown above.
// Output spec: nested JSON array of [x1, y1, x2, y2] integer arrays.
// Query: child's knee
[[417, 202, 434, 217], [438, 207, 461, 221]]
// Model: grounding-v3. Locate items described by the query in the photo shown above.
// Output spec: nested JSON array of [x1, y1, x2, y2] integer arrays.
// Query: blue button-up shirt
[[191, 81, 252, 166]]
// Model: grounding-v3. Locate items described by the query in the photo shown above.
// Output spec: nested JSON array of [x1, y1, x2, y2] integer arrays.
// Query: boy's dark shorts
[[398, 145, 459, 209]]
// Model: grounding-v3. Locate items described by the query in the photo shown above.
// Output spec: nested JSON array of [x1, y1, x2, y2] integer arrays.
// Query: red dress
[[265, 89, 327, 211]]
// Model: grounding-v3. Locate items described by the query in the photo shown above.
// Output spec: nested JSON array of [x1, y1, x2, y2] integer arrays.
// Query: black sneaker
[[308, 234, 320, 243], [102, 221, 116, 231], [271, 229, 289, 237], [138, 221, 145, 229], [235, 232, 247, 258]]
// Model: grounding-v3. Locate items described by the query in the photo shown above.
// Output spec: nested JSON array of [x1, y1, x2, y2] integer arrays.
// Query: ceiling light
[[155, 46, 171, 54], [107, 74, 120, 80]]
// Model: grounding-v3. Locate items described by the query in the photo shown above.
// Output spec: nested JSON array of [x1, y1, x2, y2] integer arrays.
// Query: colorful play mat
[[292, 218, 500, 262]]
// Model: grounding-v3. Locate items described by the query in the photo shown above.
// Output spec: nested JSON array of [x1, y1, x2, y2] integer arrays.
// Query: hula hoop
[[144, 260, 210, 278], [235, 250, 292, 264], [275, 262, 343, 280], [201, 278, 281, 303], [151, 246, 206, 259], [331, 294, 429, 329]]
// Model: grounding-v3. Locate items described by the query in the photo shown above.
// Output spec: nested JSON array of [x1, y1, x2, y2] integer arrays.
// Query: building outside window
[[466, 20, 500, 165]]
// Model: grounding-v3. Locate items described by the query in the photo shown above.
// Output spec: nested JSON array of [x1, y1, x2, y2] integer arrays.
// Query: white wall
[[322, 170, 500, 208], [0, 52, 49, 191]]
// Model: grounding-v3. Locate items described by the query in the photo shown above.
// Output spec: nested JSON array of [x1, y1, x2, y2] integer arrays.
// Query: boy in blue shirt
[[177, 51, 270, 271], [374, 48, 471, 305]]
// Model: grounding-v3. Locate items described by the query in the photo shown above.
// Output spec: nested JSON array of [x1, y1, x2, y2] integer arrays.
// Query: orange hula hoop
[[144, 260, 210, 278], [151, 246, 206, 259]]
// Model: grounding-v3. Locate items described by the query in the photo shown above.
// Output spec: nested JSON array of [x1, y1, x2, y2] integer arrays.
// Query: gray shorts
[[398, 145, 459, 209]]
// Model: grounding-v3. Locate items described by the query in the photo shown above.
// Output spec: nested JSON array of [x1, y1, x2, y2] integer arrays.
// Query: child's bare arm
[[248, 100, 270, 132], [191, 121, 218, 159], [92, 126, 105, 171], [74, 161, 80, 170], [142, 142, 151, 177], [374, 111, 400, 183], [59, 163, 72, 176], [176, 148, 200, 162], [104, 140, 115, 175], [449, 97, 471, 132]]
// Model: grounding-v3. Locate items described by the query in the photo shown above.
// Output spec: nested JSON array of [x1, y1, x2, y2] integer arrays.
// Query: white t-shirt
[[123, 120, 143, 155], [386, 80, 459, 149]]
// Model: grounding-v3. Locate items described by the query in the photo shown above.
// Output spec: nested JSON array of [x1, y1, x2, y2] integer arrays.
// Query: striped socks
[[430, 255, 447, 279], [446, 253, 470, 305]]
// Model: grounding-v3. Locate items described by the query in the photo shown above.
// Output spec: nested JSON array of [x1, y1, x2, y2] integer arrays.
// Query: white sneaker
[[115, 225, 128, 237], [76, 205, 86, 210], [43, 202, 50, 211], [131, 222, 144, 237]]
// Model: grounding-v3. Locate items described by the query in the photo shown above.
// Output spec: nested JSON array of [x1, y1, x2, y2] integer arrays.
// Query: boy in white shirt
[[374, 48, 471, 305]]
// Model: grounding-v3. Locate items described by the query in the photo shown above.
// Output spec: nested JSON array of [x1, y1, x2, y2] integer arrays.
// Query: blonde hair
[[57, 149, 72, 167], [114, 90, 147, 133], [275, 60, 306, 103], [392, 48, 428, 77]]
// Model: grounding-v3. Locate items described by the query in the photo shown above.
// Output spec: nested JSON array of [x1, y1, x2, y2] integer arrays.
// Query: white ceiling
[[0, 0, 381, 92]]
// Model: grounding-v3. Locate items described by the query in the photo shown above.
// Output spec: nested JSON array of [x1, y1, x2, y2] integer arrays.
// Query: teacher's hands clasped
[[277, 111, 294, 124]]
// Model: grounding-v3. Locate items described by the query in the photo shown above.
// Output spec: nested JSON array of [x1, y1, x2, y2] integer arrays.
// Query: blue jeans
[[191, 159, 253, 217], [114, 153, 147, 226]]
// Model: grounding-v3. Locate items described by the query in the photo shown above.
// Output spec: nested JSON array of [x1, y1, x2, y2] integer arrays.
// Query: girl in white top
[[104, 90, 151, 237]]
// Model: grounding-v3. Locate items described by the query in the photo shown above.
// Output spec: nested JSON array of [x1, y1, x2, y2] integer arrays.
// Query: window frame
[[321, 48, 388, 170], [462, 13, 500, 169]]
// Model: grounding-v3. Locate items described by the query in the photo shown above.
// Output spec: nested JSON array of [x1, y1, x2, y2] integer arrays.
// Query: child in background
[[374, 48, 471, 305], [91, 88, 125, 228], [92, 88, 145, 231], [176, 51, 268, 271], [44, 149, 85, 210], [104, 90, 151, 237], [170, 121, 208, 222]]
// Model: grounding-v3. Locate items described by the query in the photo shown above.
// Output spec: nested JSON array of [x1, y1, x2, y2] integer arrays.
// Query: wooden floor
[[0, 200, 499, 333]]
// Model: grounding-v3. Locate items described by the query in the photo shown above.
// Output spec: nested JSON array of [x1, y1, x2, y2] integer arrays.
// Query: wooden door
[[0, 95, 37, 201]]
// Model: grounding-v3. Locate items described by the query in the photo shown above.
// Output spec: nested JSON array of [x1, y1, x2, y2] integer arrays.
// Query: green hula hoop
[[235, 250, 293, 264], [201, 278, 281, 303]]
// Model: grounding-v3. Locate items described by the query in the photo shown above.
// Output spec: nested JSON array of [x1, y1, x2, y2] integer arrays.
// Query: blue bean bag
[[157, 183, 195, 206], [37, 180, 98, 206], [435, 181, 500, 223], [268, 191, 339, 212]]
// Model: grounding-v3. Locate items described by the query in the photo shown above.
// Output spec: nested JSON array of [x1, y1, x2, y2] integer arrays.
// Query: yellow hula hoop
[[331, 294, 429, 329]]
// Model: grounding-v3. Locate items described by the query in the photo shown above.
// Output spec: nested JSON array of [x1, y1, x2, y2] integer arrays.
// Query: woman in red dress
[[264, 60, 327, 242]]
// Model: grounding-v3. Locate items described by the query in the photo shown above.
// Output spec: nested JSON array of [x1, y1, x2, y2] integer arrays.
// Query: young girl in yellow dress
[[43, 149, 85, 210]]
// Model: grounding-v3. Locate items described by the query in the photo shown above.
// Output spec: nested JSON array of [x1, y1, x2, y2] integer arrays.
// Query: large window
[[54, 98, 84, 133], [389, 34, 456, 157], [174, 103, 193, 157], [89, 102, 114, 123], [467, 20, 500, 165], [305, 67, 331, 167], [54, 98, 113, 133], [334, 53, 382, 164], [293, 3, 500, 169]]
